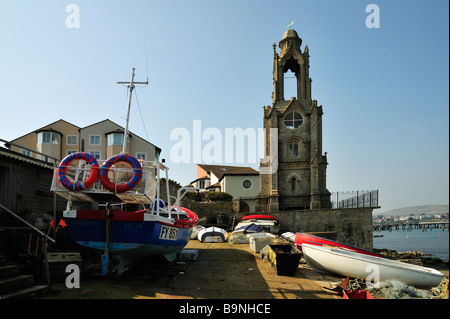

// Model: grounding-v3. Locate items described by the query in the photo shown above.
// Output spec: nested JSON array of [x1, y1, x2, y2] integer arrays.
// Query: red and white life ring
[[99, 154, 142, 193], [57, 152, 99, 191]]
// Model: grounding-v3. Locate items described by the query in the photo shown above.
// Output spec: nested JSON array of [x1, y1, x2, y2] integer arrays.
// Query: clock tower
[[256, 28, 331, 211]]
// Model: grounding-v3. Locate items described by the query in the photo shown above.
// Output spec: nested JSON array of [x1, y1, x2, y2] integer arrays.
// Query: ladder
[[227, 215, 237, 231]]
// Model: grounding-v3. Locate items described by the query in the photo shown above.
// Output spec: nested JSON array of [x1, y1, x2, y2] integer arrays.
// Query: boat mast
[[117, 68, 148, 153]]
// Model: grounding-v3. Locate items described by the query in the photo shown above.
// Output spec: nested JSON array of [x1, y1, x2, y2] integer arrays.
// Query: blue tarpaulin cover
[[235, 223, 264, 233]]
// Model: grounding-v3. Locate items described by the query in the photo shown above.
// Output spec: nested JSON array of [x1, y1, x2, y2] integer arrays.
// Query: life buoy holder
[[57, 152, 100, 191], [99, 154, 142, 193]]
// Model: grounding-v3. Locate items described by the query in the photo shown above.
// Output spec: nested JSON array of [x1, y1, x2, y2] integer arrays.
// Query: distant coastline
[[376, 205, 449, 217]]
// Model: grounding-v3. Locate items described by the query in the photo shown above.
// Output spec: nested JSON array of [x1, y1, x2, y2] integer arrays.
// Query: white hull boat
[[198, 226, 227, 243], [191, 225, 205, 240], [302, 243, 444, 288]]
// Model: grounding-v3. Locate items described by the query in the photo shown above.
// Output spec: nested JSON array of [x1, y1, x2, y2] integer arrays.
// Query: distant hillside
[[378, 205, 449, 217]]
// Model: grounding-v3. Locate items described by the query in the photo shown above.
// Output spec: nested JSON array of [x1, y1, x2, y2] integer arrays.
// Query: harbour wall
[[252, 207, 375, 251]]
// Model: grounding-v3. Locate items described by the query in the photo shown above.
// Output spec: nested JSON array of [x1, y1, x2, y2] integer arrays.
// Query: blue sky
[[0, 1, 448, 213]]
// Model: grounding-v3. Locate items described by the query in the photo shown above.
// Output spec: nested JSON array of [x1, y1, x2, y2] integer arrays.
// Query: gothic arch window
[[284, 111, 303, 129], [291, 177, 296, 192], [288, 139, 300, 158]]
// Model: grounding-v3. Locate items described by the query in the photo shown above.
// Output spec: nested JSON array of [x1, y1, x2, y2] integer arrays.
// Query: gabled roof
[[80, 119, 161, 153], [197, 164, 259, 181], [190, 175, 210, 184], [10, 119, 80, 142], [206, 182, 221, 190]]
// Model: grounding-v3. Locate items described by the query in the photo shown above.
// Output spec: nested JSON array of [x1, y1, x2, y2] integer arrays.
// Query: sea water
[[373, 228, 449, 261]]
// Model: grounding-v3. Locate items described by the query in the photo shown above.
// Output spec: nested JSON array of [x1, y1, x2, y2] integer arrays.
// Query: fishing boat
[[302, 244, 444, 288], [294, 232, 382, 257], [51, 69, 199, 275], [198, 227, 227, 243]]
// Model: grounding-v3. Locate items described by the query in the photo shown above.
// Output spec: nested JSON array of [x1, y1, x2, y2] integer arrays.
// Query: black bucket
[[265, 245, 301, 276]]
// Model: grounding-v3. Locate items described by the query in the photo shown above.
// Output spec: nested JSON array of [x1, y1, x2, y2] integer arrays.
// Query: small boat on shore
[[229, 223, 264, 244], [302, 243, 444, 288], [191, 225, 205, 240], [198, 226, 227, 243], [242, 215, 278, 222], [280, 232, 296, 243], [295, 233, 382, 257], [235, 215, 279, 234]]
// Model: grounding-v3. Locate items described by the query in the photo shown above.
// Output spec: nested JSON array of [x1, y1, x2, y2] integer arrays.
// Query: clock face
[[284, 111, 303, 129]]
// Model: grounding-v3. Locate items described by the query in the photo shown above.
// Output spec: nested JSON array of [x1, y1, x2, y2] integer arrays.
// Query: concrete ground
[[46, 240, 344, 299]]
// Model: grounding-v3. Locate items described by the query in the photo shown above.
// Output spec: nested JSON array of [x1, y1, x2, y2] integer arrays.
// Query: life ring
[[99, 154, 142, 193], [57, 152, 99, 191]]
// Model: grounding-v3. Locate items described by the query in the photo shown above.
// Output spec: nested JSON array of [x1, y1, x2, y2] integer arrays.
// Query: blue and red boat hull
[[61, 208, 198, 274]]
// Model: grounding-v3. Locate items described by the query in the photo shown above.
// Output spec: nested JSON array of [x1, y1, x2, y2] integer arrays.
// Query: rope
[[134, 88, 151, 143]]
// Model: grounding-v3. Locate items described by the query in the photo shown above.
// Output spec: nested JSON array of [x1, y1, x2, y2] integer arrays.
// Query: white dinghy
[[302, 243, 444, 288], [198, 226, 227, 243]]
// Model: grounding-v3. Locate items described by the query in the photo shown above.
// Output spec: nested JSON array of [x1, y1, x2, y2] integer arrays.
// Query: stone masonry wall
[[266, 207, 374, 250]]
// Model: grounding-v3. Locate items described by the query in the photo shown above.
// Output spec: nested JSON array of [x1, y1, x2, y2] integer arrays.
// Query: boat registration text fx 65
[[159, 225, 178, 240]]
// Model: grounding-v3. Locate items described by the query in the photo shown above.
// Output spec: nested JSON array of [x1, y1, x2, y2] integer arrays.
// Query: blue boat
[[51, 68, 199, 275], [53, 155, 199, 275], [61, 204, 198, 275]]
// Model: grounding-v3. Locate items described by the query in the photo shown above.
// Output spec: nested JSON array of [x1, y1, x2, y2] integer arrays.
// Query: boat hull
[[302, 244, 444, 288], [62, 209, 197, 274], [198, 227, 227, 243], [295, 233, 382, 257]]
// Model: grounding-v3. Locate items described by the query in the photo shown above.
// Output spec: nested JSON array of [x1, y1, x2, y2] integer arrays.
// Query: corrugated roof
[[0, 147, 54, 169]]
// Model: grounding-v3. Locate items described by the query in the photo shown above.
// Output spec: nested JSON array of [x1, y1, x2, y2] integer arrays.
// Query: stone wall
[[255, 207, 374, 250]]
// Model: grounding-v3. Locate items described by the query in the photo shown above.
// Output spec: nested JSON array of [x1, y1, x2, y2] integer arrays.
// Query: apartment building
[[7, 119, 161, 163], [8, 119, 80, 163]]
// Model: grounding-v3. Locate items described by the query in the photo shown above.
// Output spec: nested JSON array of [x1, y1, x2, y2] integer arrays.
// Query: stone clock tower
[[256, 28, 331, 211]]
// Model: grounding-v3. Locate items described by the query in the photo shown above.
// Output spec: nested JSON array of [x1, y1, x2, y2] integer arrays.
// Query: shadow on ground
[[46, 241, 342, 299]]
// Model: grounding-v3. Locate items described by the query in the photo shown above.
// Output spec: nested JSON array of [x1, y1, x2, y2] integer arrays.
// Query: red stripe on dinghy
[[295, 233, 382, 257], [242, 214, 278, 221]]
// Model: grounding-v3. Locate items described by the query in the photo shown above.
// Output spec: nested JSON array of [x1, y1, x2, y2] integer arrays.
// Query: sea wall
[[260, 207, 375, 250]]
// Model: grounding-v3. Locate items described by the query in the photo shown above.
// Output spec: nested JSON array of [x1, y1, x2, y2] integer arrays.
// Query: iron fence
[[331, 190, 379, 208]]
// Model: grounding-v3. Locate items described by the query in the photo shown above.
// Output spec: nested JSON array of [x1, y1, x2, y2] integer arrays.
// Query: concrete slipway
[[46, 240, 344, 299]]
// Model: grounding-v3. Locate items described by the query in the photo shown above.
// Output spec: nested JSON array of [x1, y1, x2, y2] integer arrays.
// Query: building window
[[90, 151, 101, 160], [37, 132, 60, 144], [90, 135, 101, 146], [288, 139, 299, 158], [20, 149, 32, 157], [283, 111, 303, 129], [107, 133, 124, 146], [242, 179, 252, 189], [66, 150, 77, 155], [291, 177, 296, 192], [135, 152, 147, 160], [67, 135, 78, 145]]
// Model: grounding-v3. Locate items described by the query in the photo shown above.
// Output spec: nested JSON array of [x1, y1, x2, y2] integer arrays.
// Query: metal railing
[[331, 190, 379, 209], [0, 203, 55, 285]]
